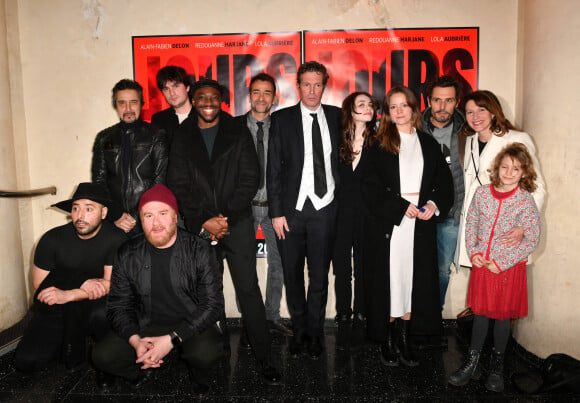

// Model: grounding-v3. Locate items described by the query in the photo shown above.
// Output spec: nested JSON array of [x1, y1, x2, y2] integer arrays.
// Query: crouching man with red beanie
[[92, 184, 224, 395]]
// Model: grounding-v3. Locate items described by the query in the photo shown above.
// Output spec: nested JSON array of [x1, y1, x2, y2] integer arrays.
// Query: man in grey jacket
[[421, 75, 466, 311]]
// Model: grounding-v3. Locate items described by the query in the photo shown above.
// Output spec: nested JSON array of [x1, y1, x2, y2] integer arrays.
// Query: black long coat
[[362, 130, 453, 342], [166, 111, 259, 232]]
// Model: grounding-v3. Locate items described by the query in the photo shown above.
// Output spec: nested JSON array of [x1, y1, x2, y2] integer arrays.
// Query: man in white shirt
[[267, 61, 341, 359]]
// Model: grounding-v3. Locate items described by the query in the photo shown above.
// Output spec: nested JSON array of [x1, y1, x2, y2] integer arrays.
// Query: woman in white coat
[[456, 90, 545, 268]]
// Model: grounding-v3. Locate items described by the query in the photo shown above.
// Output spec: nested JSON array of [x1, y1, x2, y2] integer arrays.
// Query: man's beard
[[74, 220, 102, 238], [145, 224, 177, 248], [122, 112, 137, 122], [251, 102, 271, 115], [433, 110, 451, 124]]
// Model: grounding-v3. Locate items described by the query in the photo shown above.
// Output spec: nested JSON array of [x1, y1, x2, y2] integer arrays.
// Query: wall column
[[0, 0, 28, 330], [512, 0, 580, 359]]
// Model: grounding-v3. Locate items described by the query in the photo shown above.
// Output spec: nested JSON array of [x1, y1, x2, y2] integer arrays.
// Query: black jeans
[[14, 298, 109, 372], [332, 209, 365, 317], [215, 214, 271, 360], [92, 323, 223, 381]]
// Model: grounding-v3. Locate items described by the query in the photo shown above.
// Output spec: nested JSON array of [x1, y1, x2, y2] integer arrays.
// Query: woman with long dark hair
[[363, 86, 453, 367], [332, 91, 378, 351]]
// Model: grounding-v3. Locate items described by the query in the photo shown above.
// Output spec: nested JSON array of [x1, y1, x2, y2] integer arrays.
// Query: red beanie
[[138, 184, 179, 214]]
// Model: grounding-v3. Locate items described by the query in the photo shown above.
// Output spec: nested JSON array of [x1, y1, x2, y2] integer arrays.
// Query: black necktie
[[310, 113, 327, 197], [256, 121, 265, 189]]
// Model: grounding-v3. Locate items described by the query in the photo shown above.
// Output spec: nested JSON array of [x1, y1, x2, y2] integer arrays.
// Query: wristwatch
[[171, 331, 182, 347], [199, 228, 212, 241]]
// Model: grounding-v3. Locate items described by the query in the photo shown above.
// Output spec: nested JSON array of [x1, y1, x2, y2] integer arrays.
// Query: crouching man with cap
[[92, 184, 224, 394], [14, 183, 127, 372]]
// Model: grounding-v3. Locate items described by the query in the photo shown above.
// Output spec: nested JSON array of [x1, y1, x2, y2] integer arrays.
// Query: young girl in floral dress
[[448, 143, 541, 392]]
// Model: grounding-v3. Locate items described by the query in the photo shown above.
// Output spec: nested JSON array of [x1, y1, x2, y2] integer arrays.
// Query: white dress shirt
[[296, 103, 335, 211]]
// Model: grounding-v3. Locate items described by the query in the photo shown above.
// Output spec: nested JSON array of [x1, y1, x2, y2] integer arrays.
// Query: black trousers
[[92, 323, 223, 381], [277, 199, 336, 338], [216, 214, 270, 360], [332, 210, 365, 317], [14, 298, 109, 372]]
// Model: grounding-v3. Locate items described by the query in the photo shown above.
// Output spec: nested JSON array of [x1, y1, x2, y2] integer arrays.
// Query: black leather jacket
[[92, 120, 168, 219], [107, 230, 224, 342]]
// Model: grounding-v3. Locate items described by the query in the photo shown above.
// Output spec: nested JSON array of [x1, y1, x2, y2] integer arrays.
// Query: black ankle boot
[[335, 313, 351, 351], [380, 321, 399, 367], [485, 349, 505, 392], [187, 366, 209, 395], [239, 324, 251, 350], [350, 313, 366, 351], [217, 319, 231, 355], [397, 319, 418, 367], [63, 342, 86, 370], [448, 349, 482, 386], [95, 370, 115, 391], [257, 359, 282, 385]]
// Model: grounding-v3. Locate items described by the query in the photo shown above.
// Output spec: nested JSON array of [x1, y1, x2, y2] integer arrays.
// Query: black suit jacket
[[267, 103, 342, 218], [234, 113, 249, 128], [166, 111, 259, 232], [151, 107, 194, 147]]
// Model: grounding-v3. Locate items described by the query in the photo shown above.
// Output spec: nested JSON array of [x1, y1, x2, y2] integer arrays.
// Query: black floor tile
[[0, 321, 578, 402]]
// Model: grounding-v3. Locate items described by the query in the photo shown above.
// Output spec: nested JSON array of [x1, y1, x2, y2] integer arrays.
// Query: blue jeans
[[253, 205, 284, 321], [436, 217, 459, 310]]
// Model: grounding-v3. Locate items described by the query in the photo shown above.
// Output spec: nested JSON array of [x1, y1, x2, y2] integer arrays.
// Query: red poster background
[[133, 32, 302, 121], [132, 28, 478, 256], [304, 28, 478, 109]]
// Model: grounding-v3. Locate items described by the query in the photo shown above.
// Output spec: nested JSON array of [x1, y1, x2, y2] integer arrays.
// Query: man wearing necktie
[[237, 73, 293, 338], [268, 62, 342, 359]]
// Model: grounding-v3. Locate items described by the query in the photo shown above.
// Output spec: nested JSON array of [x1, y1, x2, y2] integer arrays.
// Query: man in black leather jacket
[[92, 185, 223, 394], [92, 79, 168, 235]]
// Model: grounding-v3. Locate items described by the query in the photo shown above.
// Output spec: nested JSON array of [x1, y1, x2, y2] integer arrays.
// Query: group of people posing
[[13, 61, 545, 395]]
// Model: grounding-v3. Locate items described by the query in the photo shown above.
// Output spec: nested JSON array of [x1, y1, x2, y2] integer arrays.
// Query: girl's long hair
[[489, 143, 537, 192], [375, 86, 422, 154]]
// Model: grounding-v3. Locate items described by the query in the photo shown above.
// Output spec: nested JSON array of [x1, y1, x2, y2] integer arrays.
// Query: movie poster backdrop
[[304, 28, 478, 109], [133, 31, 302, 121], [133, 28, 478, 256]]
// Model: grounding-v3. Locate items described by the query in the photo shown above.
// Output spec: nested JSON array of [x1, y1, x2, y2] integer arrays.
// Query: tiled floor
[[0, 320, 577, 402]]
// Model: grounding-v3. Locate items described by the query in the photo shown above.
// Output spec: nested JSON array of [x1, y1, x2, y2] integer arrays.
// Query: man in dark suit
[[267, 61, 342, 359], [167, 79, 281, 385], [236, 73, 293, 339], [151, 65, 193, 146]]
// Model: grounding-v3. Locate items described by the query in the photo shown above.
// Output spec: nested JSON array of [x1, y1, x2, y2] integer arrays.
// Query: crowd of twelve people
[[14, 62, 544, 395]]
